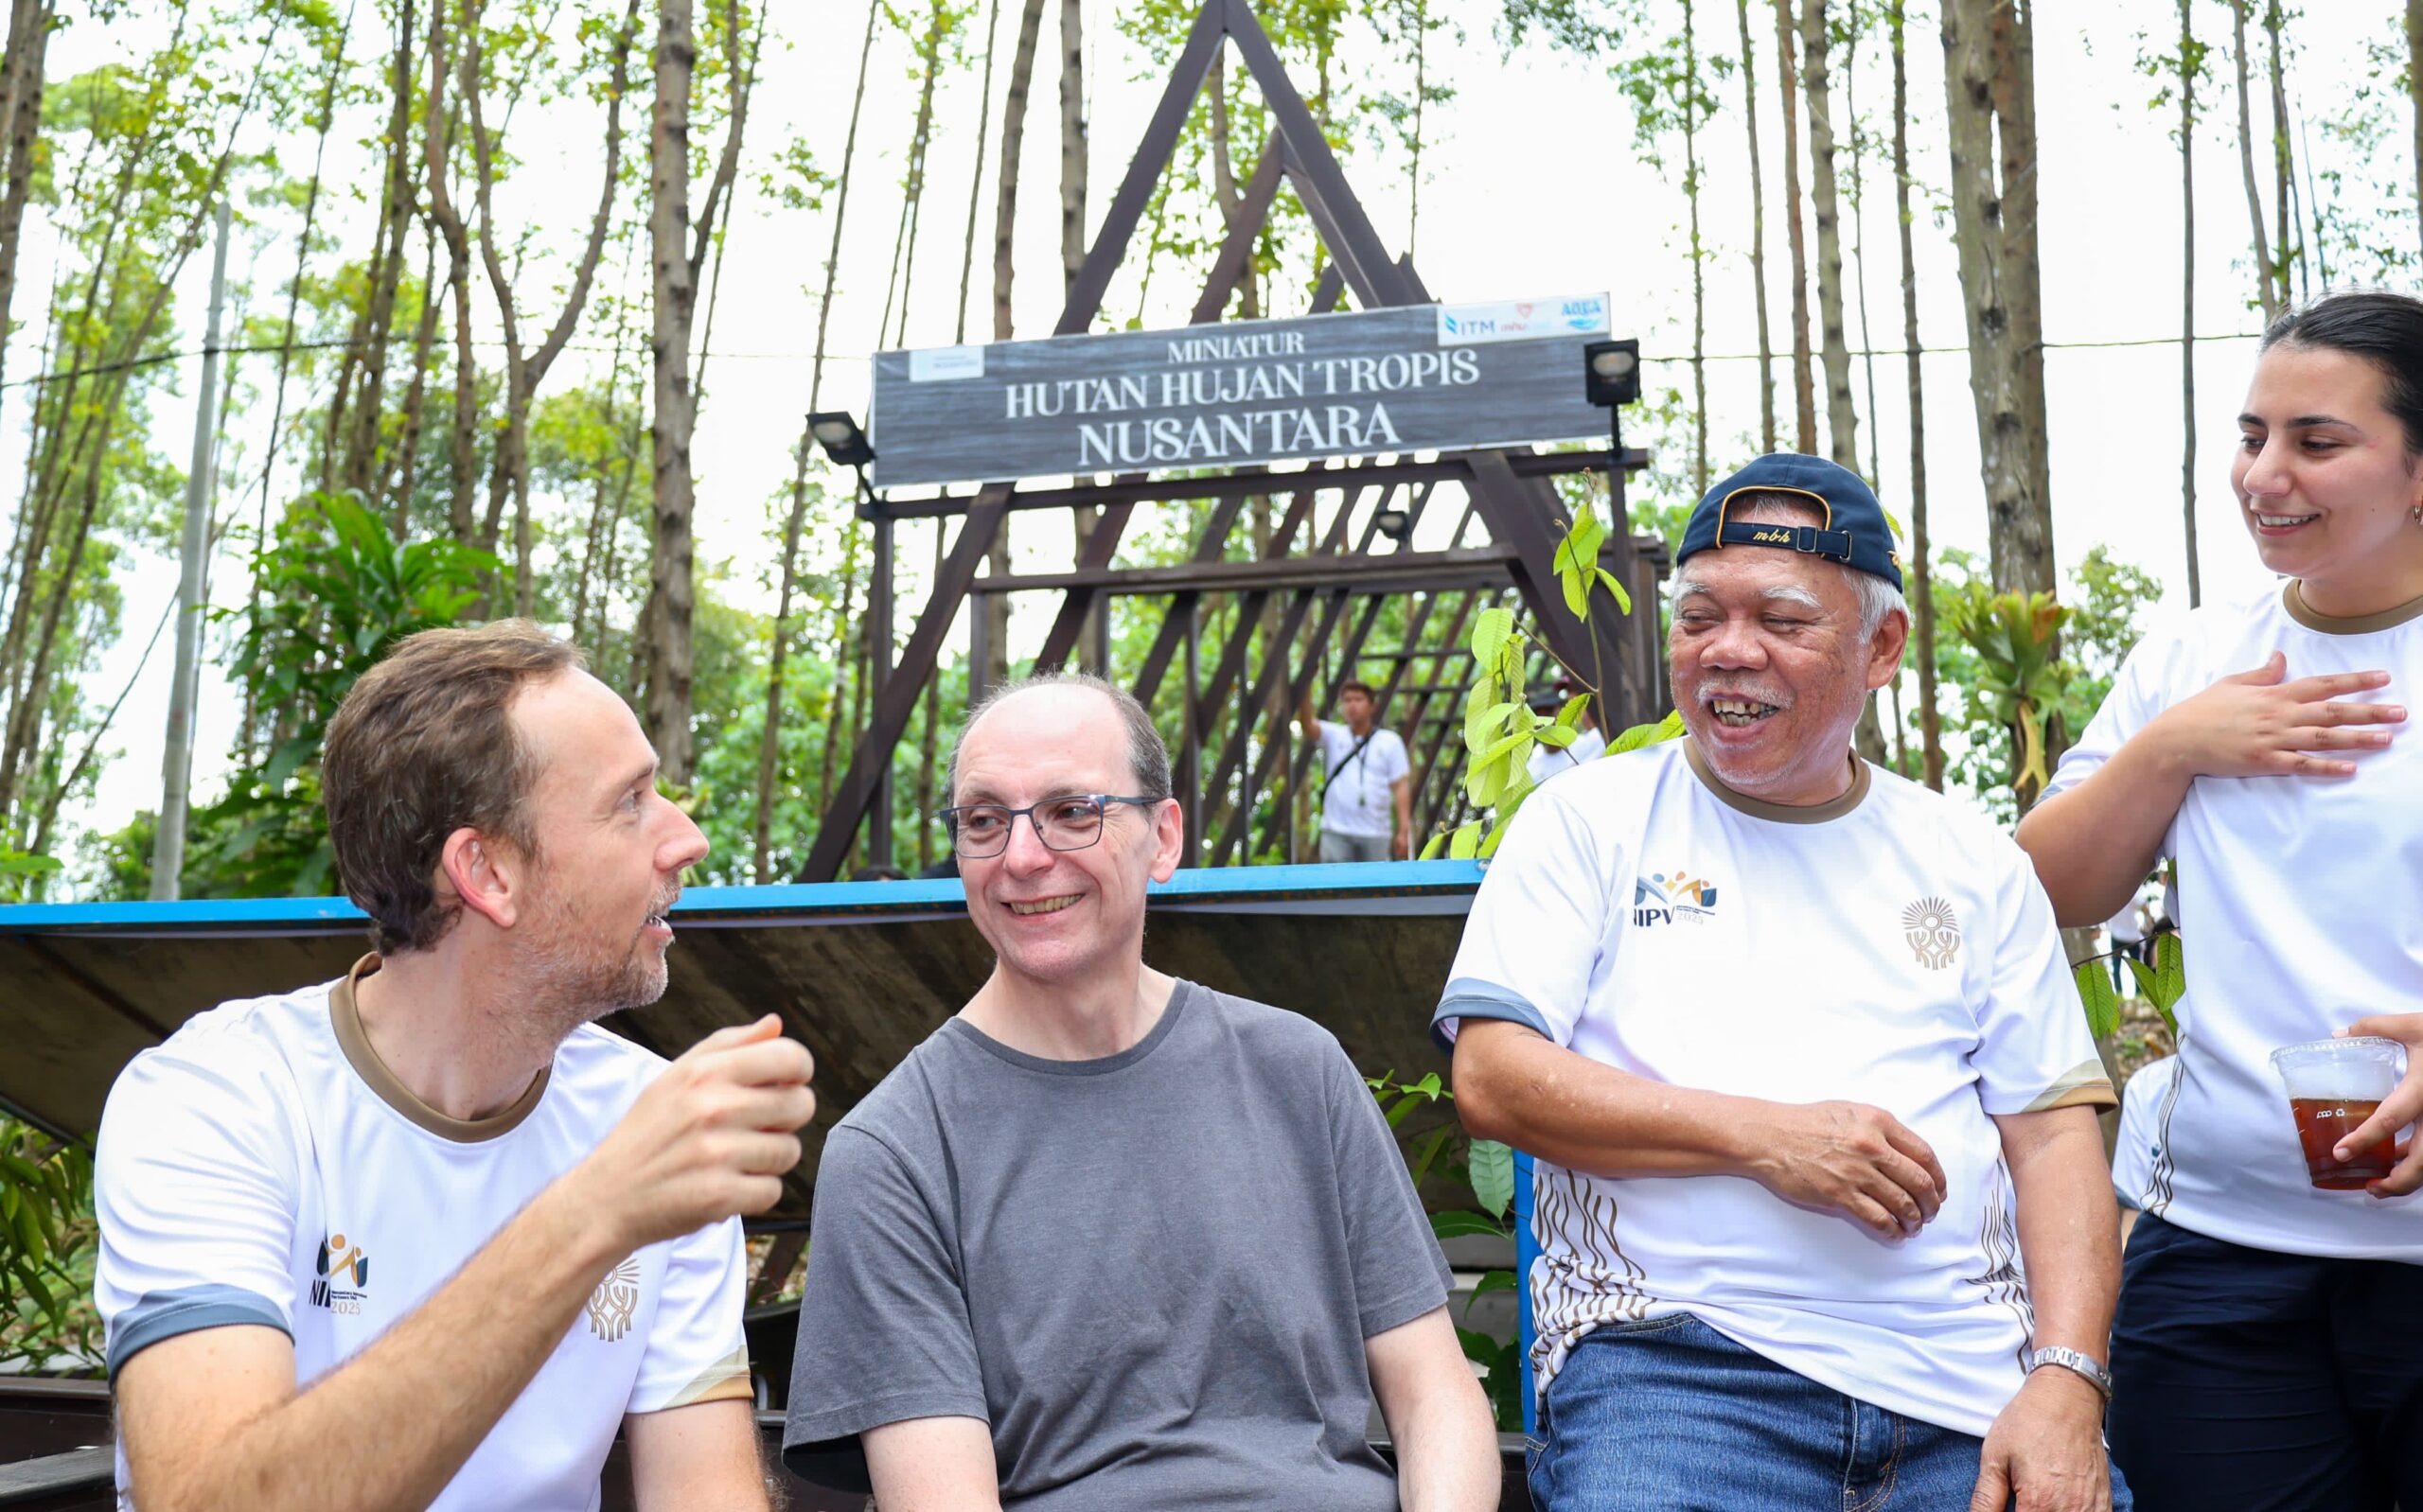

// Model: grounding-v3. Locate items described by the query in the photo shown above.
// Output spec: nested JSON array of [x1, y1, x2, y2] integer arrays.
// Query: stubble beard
[[517, 888, 673, 1040]]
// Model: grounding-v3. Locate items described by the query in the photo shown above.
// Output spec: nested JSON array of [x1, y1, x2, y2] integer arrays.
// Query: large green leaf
[[1609, 708, 1687, 756], [1472, 607, 1515, 670], [2075, 960, 2122, 1041], [1469, 1138, 1516, 1219], [1432, 1209, 1512, 1241]]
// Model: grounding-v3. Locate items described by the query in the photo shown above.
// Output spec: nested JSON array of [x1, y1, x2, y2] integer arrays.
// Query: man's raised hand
[[576, 1015, 816, 1250], [1748, 1100, 1947, 1239]]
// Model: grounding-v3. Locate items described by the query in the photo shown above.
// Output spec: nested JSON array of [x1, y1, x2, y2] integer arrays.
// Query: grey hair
[[1672, 490, 1909, 642], [942, 671, 1175, 806]]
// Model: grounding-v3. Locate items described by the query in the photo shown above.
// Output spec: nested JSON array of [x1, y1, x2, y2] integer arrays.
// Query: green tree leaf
[[2075, 960, 2122, 1041], [1468, 1138, 1516, 1218]]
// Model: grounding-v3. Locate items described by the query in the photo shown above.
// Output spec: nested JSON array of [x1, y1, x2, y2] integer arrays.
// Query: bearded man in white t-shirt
[[1436, 454, 2131, 1511], [96, 622, 816, 1512]]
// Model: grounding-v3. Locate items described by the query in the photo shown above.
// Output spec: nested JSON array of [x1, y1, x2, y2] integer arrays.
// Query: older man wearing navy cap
[[1437, 455, 2131, 1510]]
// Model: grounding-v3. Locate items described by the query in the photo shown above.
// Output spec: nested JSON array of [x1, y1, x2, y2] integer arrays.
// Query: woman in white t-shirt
[[2018, 290, 2423, 1511]]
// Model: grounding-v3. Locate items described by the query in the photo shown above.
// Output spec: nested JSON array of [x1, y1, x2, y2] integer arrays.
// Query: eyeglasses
[[939, 794, 1163, 859]]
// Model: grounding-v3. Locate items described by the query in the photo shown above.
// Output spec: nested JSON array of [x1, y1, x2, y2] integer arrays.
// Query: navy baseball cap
[[1675, 453, 1903, 591]]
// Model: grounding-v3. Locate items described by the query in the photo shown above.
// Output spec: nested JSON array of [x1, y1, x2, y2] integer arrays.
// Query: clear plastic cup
[[2269, 1036, 2405, 1190]]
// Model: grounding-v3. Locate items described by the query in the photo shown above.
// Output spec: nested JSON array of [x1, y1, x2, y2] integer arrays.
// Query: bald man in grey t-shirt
[[782, 673, 1494, 1510]]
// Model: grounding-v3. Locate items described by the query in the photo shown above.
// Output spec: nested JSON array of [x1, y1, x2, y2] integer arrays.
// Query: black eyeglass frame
[[937, 793, 1167, 858]]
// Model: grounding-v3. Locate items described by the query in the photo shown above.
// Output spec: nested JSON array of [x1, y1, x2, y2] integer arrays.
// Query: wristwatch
[[2026, 1346, 2114, 1401]]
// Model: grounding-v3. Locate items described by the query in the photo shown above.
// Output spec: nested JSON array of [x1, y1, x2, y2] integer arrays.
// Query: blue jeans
[[1528, 1312, 2133, 1511]]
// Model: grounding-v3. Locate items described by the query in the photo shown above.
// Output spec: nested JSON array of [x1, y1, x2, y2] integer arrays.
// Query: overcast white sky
[[14, 0, 2414, 879]]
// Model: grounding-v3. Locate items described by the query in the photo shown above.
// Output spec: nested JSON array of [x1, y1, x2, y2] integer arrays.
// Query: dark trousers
[[2109, 1212, 2423, 1511]]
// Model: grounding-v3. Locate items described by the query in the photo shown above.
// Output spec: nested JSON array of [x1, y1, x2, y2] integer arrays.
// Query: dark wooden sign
[[867, 293, 1615, 489]]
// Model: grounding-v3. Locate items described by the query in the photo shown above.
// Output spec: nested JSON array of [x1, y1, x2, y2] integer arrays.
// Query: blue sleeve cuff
[[109, 1284, 291, 1376], [1430, 978, 1555, 1055]]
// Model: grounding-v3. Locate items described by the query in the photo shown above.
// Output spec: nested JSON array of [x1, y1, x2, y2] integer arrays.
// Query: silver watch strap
[[2027, 1345, 2113, 1400]]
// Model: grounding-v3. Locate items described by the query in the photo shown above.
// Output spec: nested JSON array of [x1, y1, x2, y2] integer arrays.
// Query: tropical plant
[[0, 845, 60, 902], [1370, 1071, 1525, 1431], [0, 1119, 100, 1375], [156, 494, 495, 899], [1944, 589, 2068, 807]]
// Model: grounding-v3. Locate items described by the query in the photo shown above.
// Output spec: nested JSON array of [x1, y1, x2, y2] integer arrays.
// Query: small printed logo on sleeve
[[586, 1258, 642, 1342], [1634, 869, 1720, 927], [1901, 897, 1961, 970], [310, 1233, 369, 1313]]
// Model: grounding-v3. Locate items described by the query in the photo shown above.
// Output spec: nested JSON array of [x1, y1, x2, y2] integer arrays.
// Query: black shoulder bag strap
[[1320, 729, 1381, 799]]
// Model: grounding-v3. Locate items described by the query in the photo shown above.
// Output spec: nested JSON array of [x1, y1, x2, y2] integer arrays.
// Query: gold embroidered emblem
[[1901, 896, 1961, 970], [586, 1258, 641, 1342]]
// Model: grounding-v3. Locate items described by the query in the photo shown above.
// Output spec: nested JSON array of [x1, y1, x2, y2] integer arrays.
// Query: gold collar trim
[[329, 955, 550, 1143], [2282, 580, 2423, 636], [1683, 738, 1870, 824]]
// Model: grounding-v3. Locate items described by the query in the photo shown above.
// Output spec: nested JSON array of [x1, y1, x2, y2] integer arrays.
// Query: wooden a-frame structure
[[798, 0, 1669, 881]]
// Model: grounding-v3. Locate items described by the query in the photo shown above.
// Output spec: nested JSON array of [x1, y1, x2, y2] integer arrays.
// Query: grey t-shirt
[[782, 980, 1452, 1509]]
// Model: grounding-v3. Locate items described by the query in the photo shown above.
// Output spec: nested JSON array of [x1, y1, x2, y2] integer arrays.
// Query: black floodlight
[[1583, 339, 1640, 408], [806, 411, 875, 467], [1374, 505, 1412, 541]]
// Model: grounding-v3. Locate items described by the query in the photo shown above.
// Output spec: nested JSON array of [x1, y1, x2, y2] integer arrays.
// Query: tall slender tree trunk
[[758, 0, 877, 882], [1685, 0, 1707, 494], [1774, 0, 1817, 452], [0, 0, 54, 402], [815, 519, 862, 812], [889, 0, 948, 350], [465, 0, 636, 617], [422, 4, 481, 545], [2231, 1, 2278, 322], [982, 0, 1044, 690], [1845, 0, 1884, 485], [1801, 0, 1858, 472], [1060, 0, 1099, 666], [1407, 0, 1428, 259], [388, 234, 442, 536], [343, 13, 419, 501], [2180, 0, 2202, 607], [1894, 0, 1939, 790], [1058, 0, 1084, 291], [2408, 0, 2422, 262], [242, 3, 350, 757], [995, 0, 1045, 343], [1940, 0, 2056, 607], [649, 0, 701, 783], [957, 0, 999, 345], [2263, 0, 2296, 300], [1737, 0, 1777, 453]]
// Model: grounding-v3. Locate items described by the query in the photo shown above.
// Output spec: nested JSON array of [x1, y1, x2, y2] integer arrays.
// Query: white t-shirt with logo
[[1316, 721, 1410, 837], [1435, 738, 2113, 1439], [1526, 725, 1608, 788], [2043, 581, 2423, 1259], [96, 958, 752, 1510]]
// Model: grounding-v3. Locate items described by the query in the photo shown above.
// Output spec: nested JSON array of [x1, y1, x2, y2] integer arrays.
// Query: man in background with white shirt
[[1299, 680, 1413, 860], [1438, 455, 2128, 1511], [1524, 682, 1606, 788], [96, 622, 815, 1512]]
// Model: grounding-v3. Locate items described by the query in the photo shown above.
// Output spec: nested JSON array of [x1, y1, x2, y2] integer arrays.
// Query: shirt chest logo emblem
[[310, 1233, 368, 1313], [1634, 869, 1719, 927], [1901, 896, 1961, 970], [586, 1258, 642, 1342]]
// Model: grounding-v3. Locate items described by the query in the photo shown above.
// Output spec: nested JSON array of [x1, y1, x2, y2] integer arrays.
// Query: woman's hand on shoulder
[[2145, 651, 2402, 780]]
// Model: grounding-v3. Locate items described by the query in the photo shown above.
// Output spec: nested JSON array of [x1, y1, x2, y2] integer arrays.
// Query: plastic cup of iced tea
[[2269, 1036, 2404, 1191]]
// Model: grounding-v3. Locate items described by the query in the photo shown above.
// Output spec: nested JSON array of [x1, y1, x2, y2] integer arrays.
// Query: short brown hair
[[322, 621, 586, 954]]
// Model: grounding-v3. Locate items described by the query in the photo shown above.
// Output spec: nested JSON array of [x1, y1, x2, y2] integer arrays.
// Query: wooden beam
[[974, 544, 1514, 596]]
